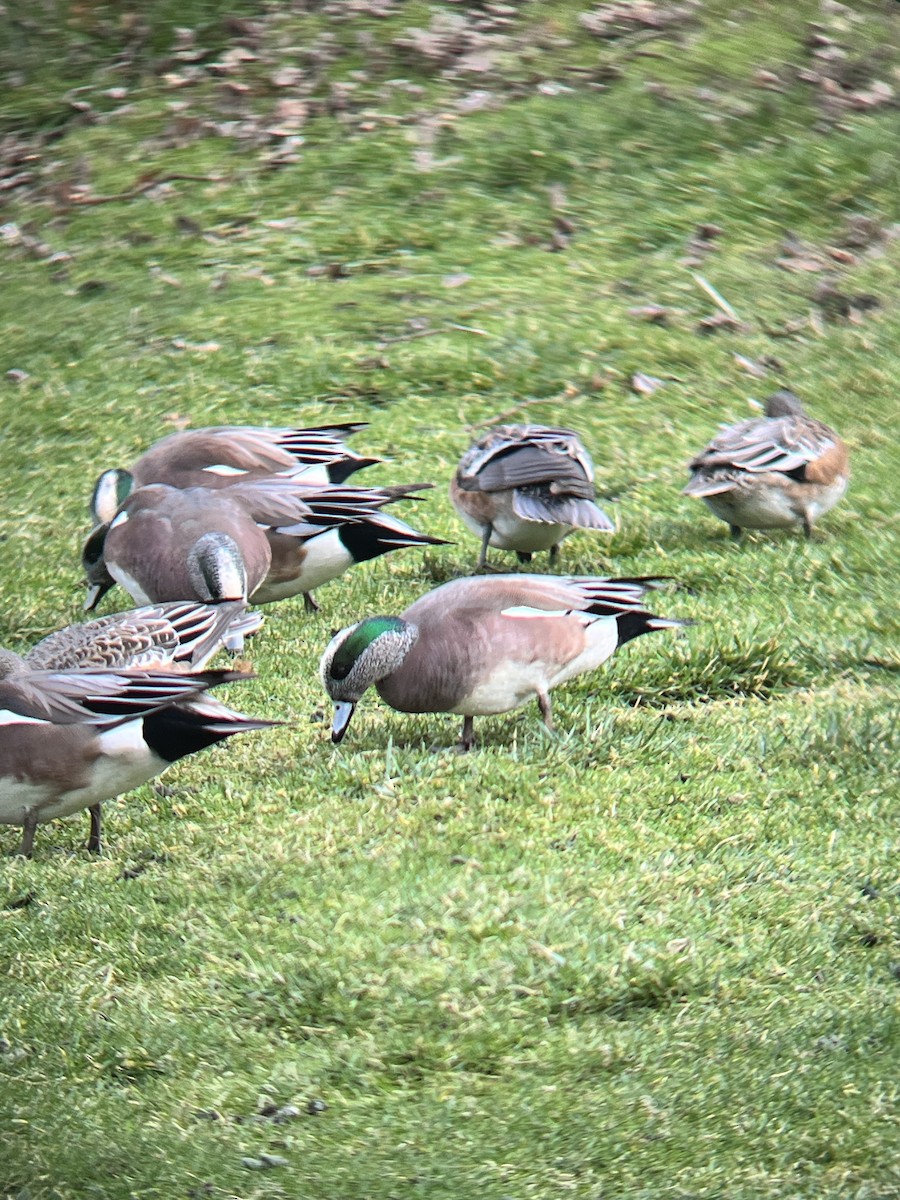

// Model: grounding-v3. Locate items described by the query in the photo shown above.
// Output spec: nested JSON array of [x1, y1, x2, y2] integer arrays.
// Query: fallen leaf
[[627, 304, 671, 324], [631, 372, 665, 395], [733, 353, 768, 378], [696, 312, 748, 334]]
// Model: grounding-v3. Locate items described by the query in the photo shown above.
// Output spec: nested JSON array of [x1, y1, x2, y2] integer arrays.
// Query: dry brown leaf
[[631, 372, 665, 395]]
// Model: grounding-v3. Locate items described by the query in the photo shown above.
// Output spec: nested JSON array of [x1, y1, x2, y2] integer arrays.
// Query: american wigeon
[[84, 479, 446, 615], [321, 574, 686, 749], [90, 422, 379, 525], [450, 424, 614, 568], [0, 666, 275, 856], [0, 600, 261, 676], [683, 390, 849, 539]]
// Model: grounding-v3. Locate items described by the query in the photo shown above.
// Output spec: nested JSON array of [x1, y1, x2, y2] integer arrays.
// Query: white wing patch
[[501, 606, 572, 619], [110, 510, 129, 529], [203, 464, 248, 477], [0, 710, 48, 726]]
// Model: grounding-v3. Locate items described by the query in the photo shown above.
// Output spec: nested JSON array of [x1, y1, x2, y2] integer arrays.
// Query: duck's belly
[[704, 484, 801, 530], [448, 660, 551, 716]]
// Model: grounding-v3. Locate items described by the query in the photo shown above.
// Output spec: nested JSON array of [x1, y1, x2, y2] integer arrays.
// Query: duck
[[83, 478, 447, 616], [0, 599, 261, 676], [450, 424, 614, 569], [89, 421, 380, 525], [683, 390, 849, 539], [320, 574, 687, 749], [0, 665, 277, 856]]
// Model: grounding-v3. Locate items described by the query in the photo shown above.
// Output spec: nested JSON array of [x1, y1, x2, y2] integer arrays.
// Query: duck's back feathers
[[23, 601, 260, 673], [685, 392, 848, 497], [457, 425, 595, 497]]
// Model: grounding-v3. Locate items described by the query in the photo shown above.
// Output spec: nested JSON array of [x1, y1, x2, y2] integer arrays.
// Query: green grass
[[1, 2, 899, 1197]]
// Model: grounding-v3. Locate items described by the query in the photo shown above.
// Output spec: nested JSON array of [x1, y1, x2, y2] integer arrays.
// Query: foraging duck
[[0, 600, 261, 676], [683, 390, 849, 539], [321, 574, 686, 749], [450, 424, 614, 568], [0, 666, 276, 856], [90, 422, 380, 525], [84, 479, 446, 615]]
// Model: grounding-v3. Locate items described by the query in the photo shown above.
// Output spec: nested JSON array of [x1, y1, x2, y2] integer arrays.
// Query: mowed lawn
[[0, 2, 898, 1197]]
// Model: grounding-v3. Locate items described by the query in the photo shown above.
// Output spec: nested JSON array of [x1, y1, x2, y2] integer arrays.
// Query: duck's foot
[[729, 524, 743, 542], [516, 551, 533, 565], [86, 803, 103, 854]]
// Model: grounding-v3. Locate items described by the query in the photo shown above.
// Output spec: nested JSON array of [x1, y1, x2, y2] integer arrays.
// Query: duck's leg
[[549, 543, 560, 564], [458, 715, 476, 752], [537, 690, 554, 731], [729, 524, 743, 541], [86, 803, 103, 854], [516, 551, 533, 564], [17, 809, 38, 858], [476, 525, 493, 570], [801, 515, 814, 540], [304, 592, 320, 614]]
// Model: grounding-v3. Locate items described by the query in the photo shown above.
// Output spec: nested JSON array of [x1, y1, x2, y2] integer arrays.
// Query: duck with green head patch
[[321, 575, 689, 750], [89, 422, 380, 525]]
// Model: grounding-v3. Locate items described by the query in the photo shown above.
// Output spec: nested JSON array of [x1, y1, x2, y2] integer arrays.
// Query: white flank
[[0, 720, 167, 826], [255, 528, 352, 602]]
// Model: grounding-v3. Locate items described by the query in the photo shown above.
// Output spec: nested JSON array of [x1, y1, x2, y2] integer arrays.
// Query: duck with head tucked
[[0, 664, 276, 856], [683, 390, 849, 539], [321, 574, 687, 750], [83, 478, 446, 617], [450, 424, 614, 569], [0, 601, 269, 854], [90, 421, 380, 526]]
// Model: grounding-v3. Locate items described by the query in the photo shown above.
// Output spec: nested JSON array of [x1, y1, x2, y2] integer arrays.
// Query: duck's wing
[[28, 601, 261, 672], [0, 667, 248, 727], [685, 414, 841, 495]]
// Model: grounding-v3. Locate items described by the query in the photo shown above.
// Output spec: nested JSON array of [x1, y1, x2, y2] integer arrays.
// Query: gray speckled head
[[320, 617, 418, 742], [765, 390, 805, 419]]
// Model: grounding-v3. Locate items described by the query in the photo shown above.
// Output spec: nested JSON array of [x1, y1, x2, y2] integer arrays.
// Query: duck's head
[[320, 616, 417, 743], [90, 468, 135, 526], [82, 523, 116, 610], [765, 390, 805, 419]]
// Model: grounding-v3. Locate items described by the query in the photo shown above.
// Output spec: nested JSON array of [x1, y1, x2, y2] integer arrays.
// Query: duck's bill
[[331, 701, 356, 743], [84, 580, 112, 611]]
